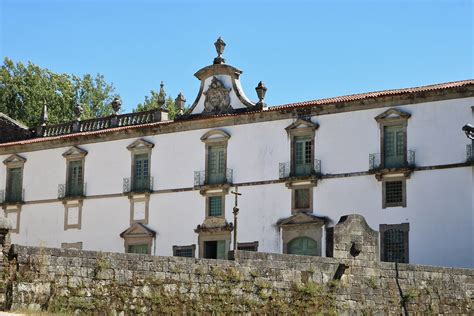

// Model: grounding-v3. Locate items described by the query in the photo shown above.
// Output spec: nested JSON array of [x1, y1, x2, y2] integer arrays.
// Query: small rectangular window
[[173, 245, 196, 258], [294, 188, 310, 211], [237, 241, 259, 252], [380, 223, 409, 263], [384, 180, 405, 208], [208, 196, 223, 217]]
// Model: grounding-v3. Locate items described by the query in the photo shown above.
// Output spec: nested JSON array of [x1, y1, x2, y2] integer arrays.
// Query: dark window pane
[[386, 181, 403, 204], [383, 229, 406, 263], [208, 196, 223, 217], [175, 247, 194, 257], [295, 189, 310, 209]]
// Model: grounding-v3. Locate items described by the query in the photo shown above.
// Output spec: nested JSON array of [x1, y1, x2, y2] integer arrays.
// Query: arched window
[[287, 237, 318, 256]]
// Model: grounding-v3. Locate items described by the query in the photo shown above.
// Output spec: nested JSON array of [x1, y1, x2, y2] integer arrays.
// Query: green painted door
[[287, 237, 318, 256], [294, 136, 312, 176], [67, 161, 83, 196], [128, 244, 149, 254], [134, 154, 149, 191], [384, 126, 405, 168], [216, 240, 227, 259], [208, 146, 225, 184], [7, 167, 22, 202]]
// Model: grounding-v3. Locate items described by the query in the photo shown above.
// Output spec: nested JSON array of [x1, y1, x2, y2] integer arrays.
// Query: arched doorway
[[287, 237, 318, 256]]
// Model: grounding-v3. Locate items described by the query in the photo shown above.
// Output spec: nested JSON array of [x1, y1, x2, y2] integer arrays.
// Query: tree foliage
[[0, 57, 118, 127], [135, 91, 181, 119]]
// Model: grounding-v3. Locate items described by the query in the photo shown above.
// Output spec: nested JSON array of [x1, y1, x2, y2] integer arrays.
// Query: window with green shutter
[[208, 196, 223, 217], [287, 237, 318, 256], [6, 167, 22, 203], [67, 160, 83, 196], [207, 145, 225, 184], [294, 136, 312, 176], [384, 125, 405, 168], [133, 153, 150, 191], [203, 240, 227, 259], [127, 244, 149, 254]]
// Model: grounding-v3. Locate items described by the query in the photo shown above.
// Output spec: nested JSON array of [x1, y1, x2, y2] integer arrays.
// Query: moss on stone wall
[[3, 246, 473, 314]]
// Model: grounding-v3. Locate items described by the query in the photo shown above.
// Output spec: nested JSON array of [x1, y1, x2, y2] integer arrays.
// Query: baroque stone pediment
[[120, 222, 156, 238], [62, 146, 87, 159], [277, 212, 326, 227], [127, 139, 154, 151], [375, 108, 411, 122], [3, 154, 26, 166], [203, 77, 232, 113], [285, 119, 319, 134]]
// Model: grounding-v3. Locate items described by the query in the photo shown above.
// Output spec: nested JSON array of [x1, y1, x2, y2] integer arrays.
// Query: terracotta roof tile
[[0, 79, 472, 148]]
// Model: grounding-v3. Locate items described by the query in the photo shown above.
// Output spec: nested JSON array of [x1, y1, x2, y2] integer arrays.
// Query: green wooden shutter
[[67, 161, 83, 196], [294, 136, 312, 176], [7, 168, 22, 202], [216, 240, 226, 259], [288, 237, 317, 256], [134, 154, 149, 191], [384, 126, 405, 168], [208, 146, 225, 184], [128, 244, 149, 254]]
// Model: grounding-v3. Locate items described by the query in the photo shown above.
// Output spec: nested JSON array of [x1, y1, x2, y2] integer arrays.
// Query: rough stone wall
[[0, 218, 12, 310], [3, 245, 472, 315], [332, 214, 380, 261]]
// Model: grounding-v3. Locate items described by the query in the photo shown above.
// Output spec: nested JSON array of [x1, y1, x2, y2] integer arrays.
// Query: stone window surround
[[285, 119, 319, 177], [375, 108, 411, 170], [197, 229, 231, 259], [129, 193, 150, 225], [286, 180, 315, 214], [205, 191, 226, 219], [62, 146, 88, 198], [379, 223, 410, 263], [3, 154, 26, 204], [120, 223, 156, 255], [61, 242, 83, 250], [237, 241, 259, 251], [382, 176, 407, 208], [127, 139, 154, 192], [3, 205, 21, 233], [63, 199, 83, 230], [281, 223, 323, 256], [172, 244, 196, 257], [200, 129, 230, 185]]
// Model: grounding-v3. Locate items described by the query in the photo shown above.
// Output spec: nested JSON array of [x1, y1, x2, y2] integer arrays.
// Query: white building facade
[[0, 40, 473, 268]]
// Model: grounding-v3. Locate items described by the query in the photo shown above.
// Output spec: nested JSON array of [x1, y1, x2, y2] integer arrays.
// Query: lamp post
[[231, 187, 242, 251]]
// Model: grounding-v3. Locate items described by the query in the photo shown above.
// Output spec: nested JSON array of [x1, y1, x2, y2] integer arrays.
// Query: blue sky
[[1, 0, 472, 112]]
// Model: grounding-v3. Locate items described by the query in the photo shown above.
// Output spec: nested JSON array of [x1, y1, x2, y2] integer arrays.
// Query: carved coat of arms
[[203, 77, 231, 113]]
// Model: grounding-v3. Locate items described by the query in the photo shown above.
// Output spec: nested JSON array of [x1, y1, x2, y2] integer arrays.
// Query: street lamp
[[462, 124, 474, 140]]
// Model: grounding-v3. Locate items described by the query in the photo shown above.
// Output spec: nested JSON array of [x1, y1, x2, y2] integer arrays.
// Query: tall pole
[[231, 187, 242, 251]]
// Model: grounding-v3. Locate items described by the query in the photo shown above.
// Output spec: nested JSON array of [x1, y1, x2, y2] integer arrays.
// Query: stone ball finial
[[111, 97, 122, 115], [74, 103, 84, 121], [213, 37, 226, 65], [157, 81, 166, 108]]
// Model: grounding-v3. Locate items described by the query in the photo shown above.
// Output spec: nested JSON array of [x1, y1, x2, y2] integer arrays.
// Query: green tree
[[0, 57, 118, 127], [135, 91, 180, 119]]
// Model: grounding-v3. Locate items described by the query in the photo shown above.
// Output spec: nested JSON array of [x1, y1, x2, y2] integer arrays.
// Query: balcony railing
[[279, 160, 322, 179], [369, 150, 416, 170], [467, 144, 473, 162], [58, 183, 87, 199], [0, 189, 25, 204], [123, 176, 154, 193], [194, 169, 233, 187]]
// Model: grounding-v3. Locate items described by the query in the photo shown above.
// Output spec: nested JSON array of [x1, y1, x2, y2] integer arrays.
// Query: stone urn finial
[[255, 81, 268, 109], [40, 101, 48, 126], [157, 81, 166, 108], [111, 97, 122, 115], [175, 92, 186, 115], [74, 103, 84, 121], [213, 37, 226, 65]]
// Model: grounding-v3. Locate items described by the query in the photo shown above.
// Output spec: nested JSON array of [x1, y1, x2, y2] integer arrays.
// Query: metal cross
[[231, 187, 242, 251]]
